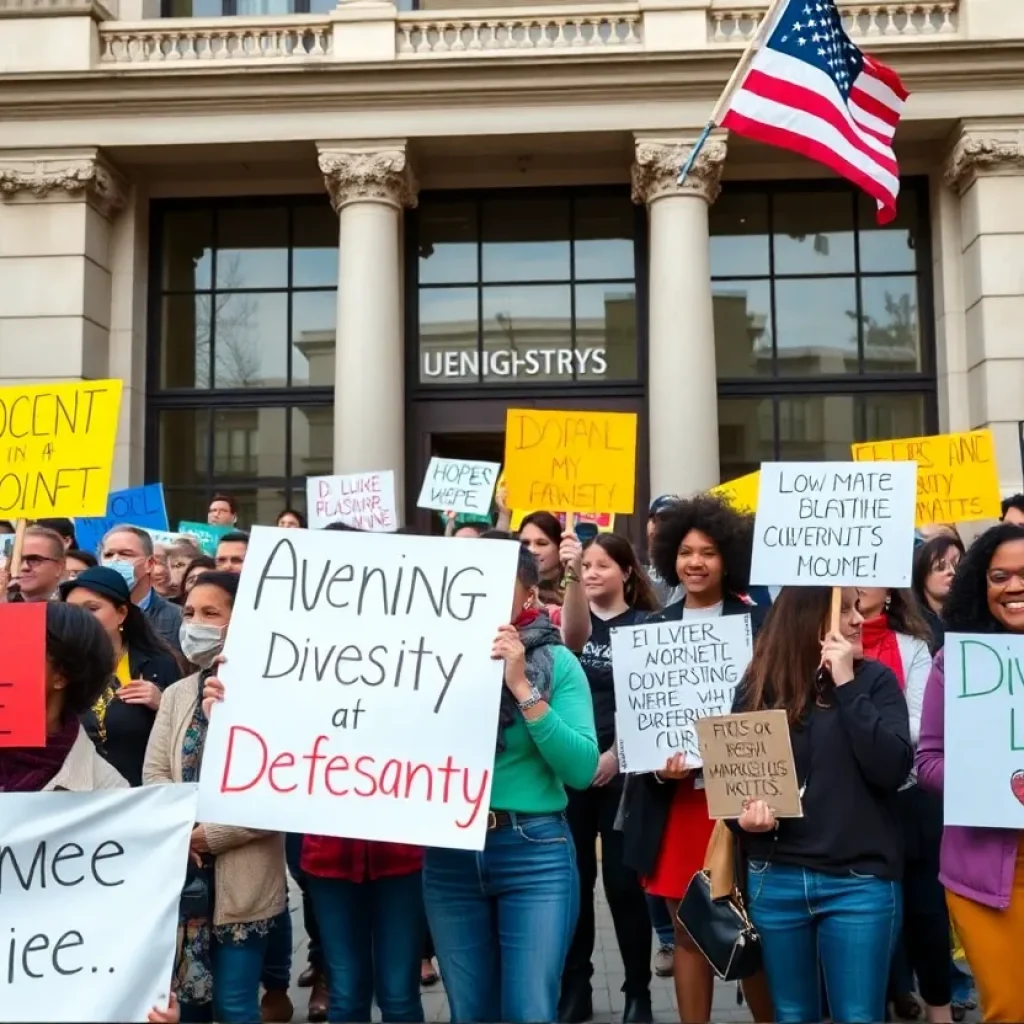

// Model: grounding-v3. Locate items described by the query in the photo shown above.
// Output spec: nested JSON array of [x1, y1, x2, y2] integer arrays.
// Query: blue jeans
[[212, 927, 272, 1023], [747, 860, 901, 1024], [285, 832, 322, 971], [646, 892, 674, 948], [307, 871, 424, 1023], [423, 813, 578, 1024]]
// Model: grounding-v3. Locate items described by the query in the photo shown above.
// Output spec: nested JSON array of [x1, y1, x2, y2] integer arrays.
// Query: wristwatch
[[516, 685, 544, 711]]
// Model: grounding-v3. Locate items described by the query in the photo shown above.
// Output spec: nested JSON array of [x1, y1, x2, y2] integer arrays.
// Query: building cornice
[[631, 135, 727, 205], [0, 0, 111, 18], [945, 123, 1024, 194], [317, 142, 418, 211], [0, 148, 126, 217]]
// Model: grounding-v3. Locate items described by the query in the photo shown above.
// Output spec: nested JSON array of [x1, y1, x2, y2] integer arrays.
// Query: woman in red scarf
[[857, 588, 952, 1024]]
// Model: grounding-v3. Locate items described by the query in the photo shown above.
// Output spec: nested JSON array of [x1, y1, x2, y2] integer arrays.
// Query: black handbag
[[675, 820, 762, 982]]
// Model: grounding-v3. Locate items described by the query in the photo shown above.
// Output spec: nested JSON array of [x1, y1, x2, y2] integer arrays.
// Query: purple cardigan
[[916, 649, 1020, 909]]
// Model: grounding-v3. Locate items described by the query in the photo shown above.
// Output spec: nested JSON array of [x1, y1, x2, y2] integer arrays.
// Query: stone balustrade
[[0, 0, 977, 74]]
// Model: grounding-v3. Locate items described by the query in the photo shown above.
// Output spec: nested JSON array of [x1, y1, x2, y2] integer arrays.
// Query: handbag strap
[[703, 820, 736, 901]]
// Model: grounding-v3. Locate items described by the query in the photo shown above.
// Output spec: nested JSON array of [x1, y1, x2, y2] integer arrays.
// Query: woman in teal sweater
[[423, 539, 598, 1024]]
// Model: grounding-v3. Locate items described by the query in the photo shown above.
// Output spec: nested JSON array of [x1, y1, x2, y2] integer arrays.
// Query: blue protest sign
[[75, 484, 169, 556]]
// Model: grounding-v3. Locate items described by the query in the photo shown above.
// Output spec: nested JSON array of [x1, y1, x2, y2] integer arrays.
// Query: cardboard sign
[[197, 526, 520, 851], [611, 615, 753, 773], [418, 458, 499, 517], [0, 379, 122, 519], [695, 711, 802, 819], [75, 484, 169, 557], [851, 430, 1001, 527], [0, 785, 197, 1023], [750, 461, 917, 587], [177, 521, 235, 557], [510, 509, 616, 533], [0, 603, 46, 747], [711, 471, 760, 514], [503, 409, 637, 515], [306, 471, 398, 532], [944, 632, 1024, 829]]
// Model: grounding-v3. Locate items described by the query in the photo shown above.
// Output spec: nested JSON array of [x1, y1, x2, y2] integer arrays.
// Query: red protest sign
[[0, 603, 47, 747]]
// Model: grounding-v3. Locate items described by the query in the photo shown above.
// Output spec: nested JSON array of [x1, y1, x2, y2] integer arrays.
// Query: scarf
[[496, 609, 562, 753], [860, 613, 905, 689], [0, 714, 79, 792]]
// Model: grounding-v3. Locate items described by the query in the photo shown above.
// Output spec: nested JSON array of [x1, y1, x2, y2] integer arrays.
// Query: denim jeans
[[423, 813, 578, 1024], [285, 832, 322, 971], [307, 871, 425, 1023], [212, 926, 273, 1023], [747, 860, 901, 1024], [646, 892, 675, 948], [260, 908, 292, 993]]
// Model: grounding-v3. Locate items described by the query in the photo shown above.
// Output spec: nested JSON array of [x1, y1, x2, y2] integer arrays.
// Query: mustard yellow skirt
[[947, 843, 1024, 1024]]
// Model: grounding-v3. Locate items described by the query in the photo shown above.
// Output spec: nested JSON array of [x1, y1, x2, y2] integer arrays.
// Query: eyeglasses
[[21, 555, 58, 569], [931, 558, 959, 574], [987, 568, 1024, 587]]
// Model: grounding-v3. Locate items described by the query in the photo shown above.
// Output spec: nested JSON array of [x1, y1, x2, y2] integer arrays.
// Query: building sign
[[422, 347, 608, 381]]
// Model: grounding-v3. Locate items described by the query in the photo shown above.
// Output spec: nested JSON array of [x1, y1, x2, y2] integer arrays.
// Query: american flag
[[720, 0, 908, 224]]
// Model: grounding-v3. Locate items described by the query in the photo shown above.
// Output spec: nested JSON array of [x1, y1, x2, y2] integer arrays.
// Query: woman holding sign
[[559, 534, 661, 1024], [732, 586, 913, 1024], [917, 523, 1024, 1023], [620, 495, 771, 1024], [144, 571, 287, 1024], [422, 540, 599, 1024]]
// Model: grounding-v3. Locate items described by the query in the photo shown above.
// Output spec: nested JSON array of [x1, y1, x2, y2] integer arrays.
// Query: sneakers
[[653, 943, 674, 978]]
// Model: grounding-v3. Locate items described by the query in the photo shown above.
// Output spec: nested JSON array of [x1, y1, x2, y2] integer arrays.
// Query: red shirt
[[301, 835, 423, 882]]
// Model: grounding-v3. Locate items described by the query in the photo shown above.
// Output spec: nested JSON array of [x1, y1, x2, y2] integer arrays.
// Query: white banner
[[612, 615, 753, 773], [417, 458, 500, 517], [198, 526, 519, 850], [750, 461, 916, 587], [0, 784, 198, 1023], [306, 471, 398, 532], [944, 632, 1024, 829]]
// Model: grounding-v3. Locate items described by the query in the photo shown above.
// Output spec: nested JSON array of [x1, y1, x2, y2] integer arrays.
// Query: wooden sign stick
[[829, 586, 842, 637]]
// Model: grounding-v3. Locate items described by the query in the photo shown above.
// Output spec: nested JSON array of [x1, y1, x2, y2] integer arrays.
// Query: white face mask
[[180, 622, 226, 669]]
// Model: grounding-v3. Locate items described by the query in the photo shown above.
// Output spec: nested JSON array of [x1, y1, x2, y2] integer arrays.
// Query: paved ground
[[284, 876, 754, 1024]]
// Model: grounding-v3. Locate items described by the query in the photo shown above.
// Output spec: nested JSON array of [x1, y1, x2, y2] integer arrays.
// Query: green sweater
[[489, 645, 599, 813]]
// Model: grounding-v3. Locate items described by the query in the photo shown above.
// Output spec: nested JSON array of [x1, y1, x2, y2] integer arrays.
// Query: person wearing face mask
[[732, 586, 913, 1023], [100, 524, 183, 655], [60, 567, 182, 786], [144, 571, 287, 1024]]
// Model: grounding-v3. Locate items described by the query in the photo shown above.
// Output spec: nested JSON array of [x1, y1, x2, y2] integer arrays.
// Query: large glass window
[[148, 198, 336, 526], [712, 180, 934, 479], [414, 190, 642, 387]]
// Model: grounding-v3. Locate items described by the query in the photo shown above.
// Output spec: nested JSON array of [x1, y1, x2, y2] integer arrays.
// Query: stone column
[[944, 122, 1024, 493], [318, 141, 417, 510], [632, 135, 727, 498], [0, 148, 125, 382]]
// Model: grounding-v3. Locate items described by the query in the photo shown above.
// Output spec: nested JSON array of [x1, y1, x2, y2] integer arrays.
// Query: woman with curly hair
[[620, 495, 772, 1024], [917, 523, 1024, 1023]]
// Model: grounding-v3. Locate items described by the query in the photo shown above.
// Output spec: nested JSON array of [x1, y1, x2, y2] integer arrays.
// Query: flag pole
[[677, 0, 788, 185]]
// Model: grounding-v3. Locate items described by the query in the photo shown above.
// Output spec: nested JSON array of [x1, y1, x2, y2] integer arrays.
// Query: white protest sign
[[306, 471, 398, 532], [417, 458, 500, 517], [750, 461, 916, 587], [944, 632, 1024, 829], [612, 615, 753, 773], [0, 784, 197, 1023], [145, 529, 186, 547], [198, 526, 519, 851]]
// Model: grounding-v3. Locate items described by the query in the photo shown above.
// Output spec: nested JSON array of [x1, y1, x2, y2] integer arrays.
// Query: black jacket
[[620, 596, 767, 878], [144, 590, 184, 655], [731, 659, 912, 880], [80, 646, 182, 787]]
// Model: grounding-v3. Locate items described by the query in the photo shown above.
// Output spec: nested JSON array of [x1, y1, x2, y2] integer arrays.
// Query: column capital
[[0, 148, 126, 219], [631, 134, 728, 206], [317, 141, 418, 212], [944, 122, 1024, 196]]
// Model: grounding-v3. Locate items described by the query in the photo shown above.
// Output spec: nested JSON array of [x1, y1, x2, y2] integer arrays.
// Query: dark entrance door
[[407, 396, 647, 545]]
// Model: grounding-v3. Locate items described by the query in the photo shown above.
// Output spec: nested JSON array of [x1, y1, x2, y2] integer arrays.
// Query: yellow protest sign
[[504, 409, 637, 515], [710, 471, 760, 514], [851, 429, 1001, 526], [0, 379, 123, 518]]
